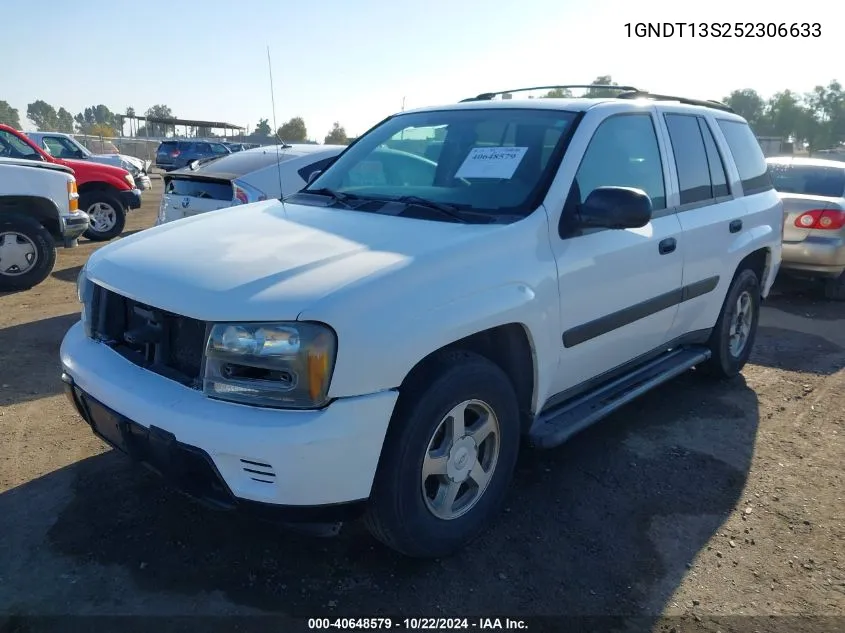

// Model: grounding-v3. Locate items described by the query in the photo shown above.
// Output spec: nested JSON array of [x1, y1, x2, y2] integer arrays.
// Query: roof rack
[[615, 90, 735, 113], [459, 84, 642, 102], [458, 84, 735, 113]]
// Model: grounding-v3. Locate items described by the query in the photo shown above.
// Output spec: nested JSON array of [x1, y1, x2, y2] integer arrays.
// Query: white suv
[[60, 85, 782, 558]]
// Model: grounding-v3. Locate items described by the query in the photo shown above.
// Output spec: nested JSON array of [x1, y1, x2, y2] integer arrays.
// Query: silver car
[[767, 156, 845, 300]]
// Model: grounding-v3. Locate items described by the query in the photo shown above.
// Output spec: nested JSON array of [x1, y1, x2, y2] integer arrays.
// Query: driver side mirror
[[306, 170, 321, 185], [579, 186, 652, 230]]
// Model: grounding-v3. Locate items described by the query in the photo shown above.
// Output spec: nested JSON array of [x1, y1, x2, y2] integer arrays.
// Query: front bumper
[[60, 321, 397, 511], [119, 188, 143, 210], [61, 212, 90, 244], [135, 174, 152, 191], [781, 235, 845, 277]]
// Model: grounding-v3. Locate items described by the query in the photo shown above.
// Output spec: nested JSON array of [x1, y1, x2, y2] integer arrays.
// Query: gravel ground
[[1, 179, 843, 632]]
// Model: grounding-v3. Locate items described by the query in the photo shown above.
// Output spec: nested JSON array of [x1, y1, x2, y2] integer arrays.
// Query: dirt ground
[[1, 179, 843, 632]]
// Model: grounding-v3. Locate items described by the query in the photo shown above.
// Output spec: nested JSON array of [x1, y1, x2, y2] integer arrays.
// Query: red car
[[0, 124, 142, 241]]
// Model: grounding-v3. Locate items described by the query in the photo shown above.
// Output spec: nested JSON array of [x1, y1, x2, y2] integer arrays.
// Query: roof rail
[[616, 90, 735, 113], [458, 84, 735, 113], [459, 84, 642, 102]]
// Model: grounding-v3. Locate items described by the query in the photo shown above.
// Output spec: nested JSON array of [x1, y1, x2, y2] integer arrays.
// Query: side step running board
[[529, 346, 711, 449]]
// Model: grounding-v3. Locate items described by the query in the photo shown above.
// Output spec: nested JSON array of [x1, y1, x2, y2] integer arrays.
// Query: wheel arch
[[0, 196, 61, 239], [736, 247, 771, 291], [78, 181, 121, 198], [396, 323, 538, 435]]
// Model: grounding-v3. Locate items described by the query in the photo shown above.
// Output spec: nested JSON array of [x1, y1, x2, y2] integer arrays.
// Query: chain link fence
[[71, 134, 162, 163]]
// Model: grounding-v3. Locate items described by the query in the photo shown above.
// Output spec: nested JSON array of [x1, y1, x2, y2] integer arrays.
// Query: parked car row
[[27, 132, 153, 191], [0, 157, 89, 291], [0, 124, 148, 290]]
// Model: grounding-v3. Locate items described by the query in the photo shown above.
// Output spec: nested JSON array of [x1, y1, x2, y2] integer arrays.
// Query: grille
[[88, 285, 208, 388]]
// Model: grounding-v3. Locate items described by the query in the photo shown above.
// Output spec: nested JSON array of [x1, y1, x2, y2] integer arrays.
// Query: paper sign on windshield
[[455, 146, 528, 179]]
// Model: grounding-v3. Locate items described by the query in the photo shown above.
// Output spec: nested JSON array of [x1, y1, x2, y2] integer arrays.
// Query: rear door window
[[716, 119, 773, 195], [698, 119, 730, 197], [664, 114, 713, 205]]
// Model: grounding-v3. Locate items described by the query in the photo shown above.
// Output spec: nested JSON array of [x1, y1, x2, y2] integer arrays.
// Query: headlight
[[203, 322, 337, 409], [124, 173, 136, 188], [76, 266, 94, 337]]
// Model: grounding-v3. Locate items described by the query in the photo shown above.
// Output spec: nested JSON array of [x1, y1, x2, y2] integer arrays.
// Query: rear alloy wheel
[[82, 192, 126, 241], [0, 214, 56, 291], [700, 267, 761, 379]]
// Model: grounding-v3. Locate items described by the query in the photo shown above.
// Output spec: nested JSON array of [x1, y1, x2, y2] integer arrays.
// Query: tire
[[364, 350, 521, 558], [81, 191, 126, 241], [823, 272, 845, 301], [0, 214, 57, 292], [699, 267, 761, 379]]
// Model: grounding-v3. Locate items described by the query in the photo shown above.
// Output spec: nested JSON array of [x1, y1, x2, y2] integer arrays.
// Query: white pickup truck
[[1, 157, 89, 291], [60, 86, 783, 558]]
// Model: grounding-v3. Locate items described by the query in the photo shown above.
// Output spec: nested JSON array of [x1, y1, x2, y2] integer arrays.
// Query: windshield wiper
[[304, 188, 358, 208], [391, 196, 468, 223]]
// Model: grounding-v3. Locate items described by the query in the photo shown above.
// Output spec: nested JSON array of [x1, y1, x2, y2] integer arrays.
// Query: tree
[[74, 104, 117, 134], [324, 122, 349, 145], [723, 89, 766, 130], [144, 104, 175, 137], [253, 118, 272, 137], [0, 101, 21, 128], [803, 81, 845, 150], [56, 107, 75, 133], [278, 117, 307, 142], [27, 100, 59, 130], [585, 75, 620, 98], [543, 88, 573, 98]]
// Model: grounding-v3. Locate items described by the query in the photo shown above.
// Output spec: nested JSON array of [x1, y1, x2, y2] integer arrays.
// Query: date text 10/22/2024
[[307, 617, 529, 630], [624, 22, 821, 38]]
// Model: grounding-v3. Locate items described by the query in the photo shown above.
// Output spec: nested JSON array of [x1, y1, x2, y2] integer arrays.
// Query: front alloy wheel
[[81, 191, 126, 241], [421, 399, 500, 520], [365, 351, 520, 558]]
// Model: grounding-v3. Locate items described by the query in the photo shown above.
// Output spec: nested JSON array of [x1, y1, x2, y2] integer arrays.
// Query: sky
[[1, 0, 838, 141]]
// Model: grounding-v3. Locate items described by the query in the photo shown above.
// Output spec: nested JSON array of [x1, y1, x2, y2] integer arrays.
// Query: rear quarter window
[[716, 120, 773, 196]]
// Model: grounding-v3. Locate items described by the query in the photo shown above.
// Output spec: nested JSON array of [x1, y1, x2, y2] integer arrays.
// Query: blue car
[[154, 140, 231, 171]]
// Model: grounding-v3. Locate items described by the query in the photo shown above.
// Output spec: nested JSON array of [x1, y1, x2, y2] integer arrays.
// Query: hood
[[63, 157, 130, 178], [85, 200, 498, 322], [91, 153, 145, 172]]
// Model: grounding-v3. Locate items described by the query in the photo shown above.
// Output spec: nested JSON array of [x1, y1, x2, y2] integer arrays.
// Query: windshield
[[302, 108, 578, 218], [769, 163, 845, 198], [0, 129, 41, 160]]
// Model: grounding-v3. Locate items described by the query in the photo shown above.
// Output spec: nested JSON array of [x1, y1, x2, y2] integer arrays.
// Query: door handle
[[729, 219, 743, 233], [658, 237, 676, 255]]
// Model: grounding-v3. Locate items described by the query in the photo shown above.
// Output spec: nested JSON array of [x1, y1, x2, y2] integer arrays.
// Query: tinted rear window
[[716, 120, 773, 195], [165, 177, 233, 200], [768, 163, 845, 198]]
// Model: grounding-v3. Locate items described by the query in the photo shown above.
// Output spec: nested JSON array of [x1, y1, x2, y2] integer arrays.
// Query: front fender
[[328, 280, 560, 409], [300, 211, 562, 410]]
